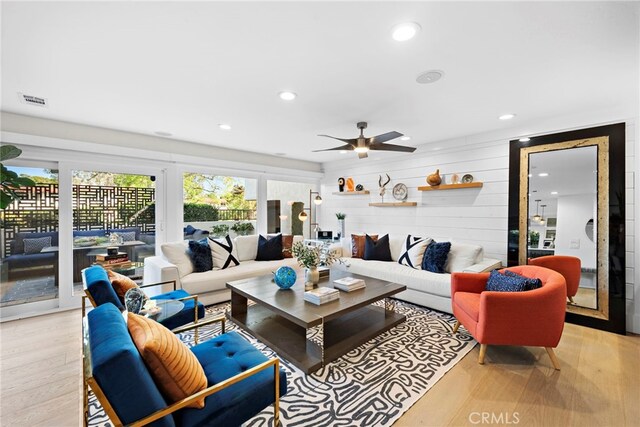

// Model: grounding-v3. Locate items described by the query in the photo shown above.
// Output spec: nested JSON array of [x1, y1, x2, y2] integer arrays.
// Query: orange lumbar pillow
[[107, 270, 139, 300], [127, 313, 207, 408]]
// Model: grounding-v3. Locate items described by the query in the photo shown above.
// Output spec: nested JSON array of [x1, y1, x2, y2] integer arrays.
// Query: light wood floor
[[1, 309, 638, 427]]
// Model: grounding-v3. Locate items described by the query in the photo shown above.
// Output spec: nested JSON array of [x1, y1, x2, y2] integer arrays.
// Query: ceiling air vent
[[18, 92, 48, 107]]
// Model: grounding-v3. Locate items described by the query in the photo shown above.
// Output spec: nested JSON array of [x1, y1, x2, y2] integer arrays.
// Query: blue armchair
[[83, 303, 287, 426], [82, 265, 212, 342]]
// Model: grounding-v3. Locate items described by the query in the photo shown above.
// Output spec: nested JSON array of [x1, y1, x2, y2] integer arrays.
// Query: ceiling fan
[[314, 122, 416, 159]]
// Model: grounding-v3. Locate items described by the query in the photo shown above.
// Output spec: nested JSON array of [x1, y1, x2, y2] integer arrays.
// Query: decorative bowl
[[273, 266, 297, 289]]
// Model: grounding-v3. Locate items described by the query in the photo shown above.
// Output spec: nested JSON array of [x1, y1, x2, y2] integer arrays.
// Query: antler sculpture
[[378, 173, 391, 202]]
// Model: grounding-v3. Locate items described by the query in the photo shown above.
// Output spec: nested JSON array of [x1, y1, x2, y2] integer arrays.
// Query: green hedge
[[184, 204, 219, 221]]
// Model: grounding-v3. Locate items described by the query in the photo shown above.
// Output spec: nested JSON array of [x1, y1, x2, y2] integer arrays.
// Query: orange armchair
[[451, 265, 567, 370], [528, 255, 581, 304]]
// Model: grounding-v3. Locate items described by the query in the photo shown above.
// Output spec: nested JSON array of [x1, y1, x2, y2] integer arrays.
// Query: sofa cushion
[[352, 234, 378, 258], [256, 235, 284, 261], [337, 258, 452, 298], [23, 236, 51, 254], [88, 304, 174, 427], [180, 259, 299, 296], [235, 235, 259, 261], [398, 236, 432, 269], [161, 241, 194, 278], [364, 234, 392, 261], [209, 236, 240, 269], [107, 270, 139, 301], [445, 242, 483, 273], [175, 331, 287, 427], [84, 265, 124, 310], [422, 241, 451, 273], [454, 292, 481, 322], [127, 312, 208, 409], [188, 239, 213, 273], [486, 270, 541, 292]]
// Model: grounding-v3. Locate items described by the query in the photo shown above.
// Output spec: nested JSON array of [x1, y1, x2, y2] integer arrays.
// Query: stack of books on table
[[318, 266, 330, 279], [95, 253, 131, 269], [304, 287, 340, 305], [333, 277, 366, 292]]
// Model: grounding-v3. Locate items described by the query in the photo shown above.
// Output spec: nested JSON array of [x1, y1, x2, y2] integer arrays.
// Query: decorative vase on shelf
[[305, 266, 320, 286], [427, 169, 442, 186], [338, 219, 346, 239]]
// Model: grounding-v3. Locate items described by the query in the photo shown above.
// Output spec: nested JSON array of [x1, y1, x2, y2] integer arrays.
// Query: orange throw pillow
[[127, 313, 207, 408], [351, 234, 378, 258], [107, 270, 139, 300], [282, 235, 294, 258]]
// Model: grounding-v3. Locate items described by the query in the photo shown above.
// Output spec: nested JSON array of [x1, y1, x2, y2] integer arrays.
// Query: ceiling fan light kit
[[314, 121, 416, 159]]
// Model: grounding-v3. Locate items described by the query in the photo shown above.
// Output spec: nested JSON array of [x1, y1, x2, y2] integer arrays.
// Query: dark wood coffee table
[[226, 269, 406, 374]]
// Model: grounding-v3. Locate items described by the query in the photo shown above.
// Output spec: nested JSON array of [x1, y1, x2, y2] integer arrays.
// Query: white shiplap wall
[[319, 120, 638, 333]]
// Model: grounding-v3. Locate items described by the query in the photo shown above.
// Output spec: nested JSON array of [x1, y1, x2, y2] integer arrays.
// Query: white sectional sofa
[[144, 235, 302, 306], [332, 236, 501, 314]]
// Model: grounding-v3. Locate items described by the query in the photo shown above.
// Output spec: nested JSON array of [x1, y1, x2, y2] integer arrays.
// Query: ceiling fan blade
[[366, 131, 403, 144], [317, 134, 358, 144], [358, 152, 368, 159], [369, 143, 416, 153], [312, 144, 354, 152]]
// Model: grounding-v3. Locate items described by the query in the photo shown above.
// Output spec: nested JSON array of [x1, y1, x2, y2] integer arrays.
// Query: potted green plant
[[231, 221, 254, 236], [211, 224, 230, 238], [528, 230, 540, 248], [291, 242, 340, 285], [1, 145, 35, 209], [336, 212, 346, 238]]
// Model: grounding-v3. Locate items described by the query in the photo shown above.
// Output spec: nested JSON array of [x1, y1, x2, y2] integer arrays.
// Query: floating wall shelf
[[418, 182, 483, 191], [332, 190, 370, 195], [369, 202, 417, 207]]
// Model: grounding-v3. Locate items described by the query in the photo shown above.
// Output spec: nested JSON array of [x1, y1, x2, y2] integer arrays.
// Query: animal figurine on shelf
[[355, 184, 364, 191], [378, 173, 391, 202], [427, 169, 442, 186], [338, 177, 345, 192]]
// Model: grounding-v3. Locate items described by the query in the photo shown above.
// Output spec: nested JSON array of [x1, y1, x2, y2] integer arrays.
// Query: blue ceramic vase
[[274, 266, 297, 289]]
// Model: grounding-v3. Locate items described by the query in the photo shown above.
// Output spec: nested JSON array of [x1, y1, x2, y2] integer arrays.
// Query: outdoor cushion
[[175, 331, 288, 427], [109, 227, 141, 240], [127, 313, 208, 409], [88, 303, 174, 427], [150, 289, 205, 331], [84, 265, 124, 310], [74, 230, 107, 237]]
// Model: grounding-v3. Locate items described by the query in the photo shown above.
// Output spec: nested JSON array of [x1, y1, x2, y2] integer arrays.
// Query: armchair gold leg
[[452, 320, 460, 334], [545, 347, 561, 370], [568, 296, 575, 304], [194, 295, 199, 345], [274, 360, 280, 426], [478, 344, 487, 365]]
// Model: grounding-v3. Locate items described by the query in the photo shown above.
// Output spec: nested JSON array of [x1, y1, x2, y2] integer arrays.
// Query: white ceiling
[[2, 2, 638, 163]]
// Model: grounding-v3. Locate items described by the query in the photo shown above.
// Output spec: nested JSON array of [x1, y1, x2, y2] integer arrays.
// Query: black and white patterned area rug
[[88, 300, 476, 426]]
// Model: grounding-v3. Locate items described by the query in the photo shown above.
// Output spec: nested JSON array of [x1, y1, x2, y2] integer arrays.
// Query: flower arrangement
[[291, 242, 340, 269]]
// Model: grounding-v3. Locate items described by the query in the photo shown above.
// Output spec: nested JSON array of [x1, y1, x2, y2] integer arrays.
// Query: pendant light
[[539, 204, 547, 225], [532, 199, 542, 223]]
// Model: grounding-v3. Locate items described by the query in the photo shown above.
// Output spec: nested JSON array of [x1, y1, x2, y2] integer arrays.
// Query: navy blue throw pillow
[[485, 270, 541, 292], [421, 241, 451, 273], [503, 270, 542, 291], [188, 238, 213, 272], [256, 234, 284, 261], [364, 234, 392, 261]]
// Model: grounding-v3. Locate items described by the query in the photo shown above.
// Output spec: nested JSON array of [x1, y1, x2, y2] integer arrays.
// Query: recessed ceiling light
[[551, 191, 558, 195], [278, 91, 297, 101], [339, 150, 348, 154], [538, 173, 549, 177], [416, 70, 444, 84], [391, 22, 421, 41], [400, 136, 411, 141], [154, 131, 172, 137], [519, 137, 530, 142], [218, 124, 231, 130], [499, 114, 516, 120]]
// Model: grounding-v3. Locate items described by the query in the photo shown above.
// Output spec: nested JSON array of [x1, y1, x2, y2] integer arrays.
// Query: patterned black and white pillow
[[118, 231, 136, 242], [208, 235, 240, 269], [398, 235, 432, 269], [24, 236, 52, 254]]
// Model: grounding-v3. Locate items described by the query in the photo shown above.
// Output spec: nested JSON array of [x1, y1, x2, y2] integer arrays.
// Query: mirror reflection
[[527, 146, 598, 309]]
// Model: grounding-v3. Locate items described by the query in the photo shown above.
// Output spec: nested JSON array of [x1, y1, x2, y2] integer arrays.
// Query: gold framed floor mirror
[[508, 123, 626, 334]]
